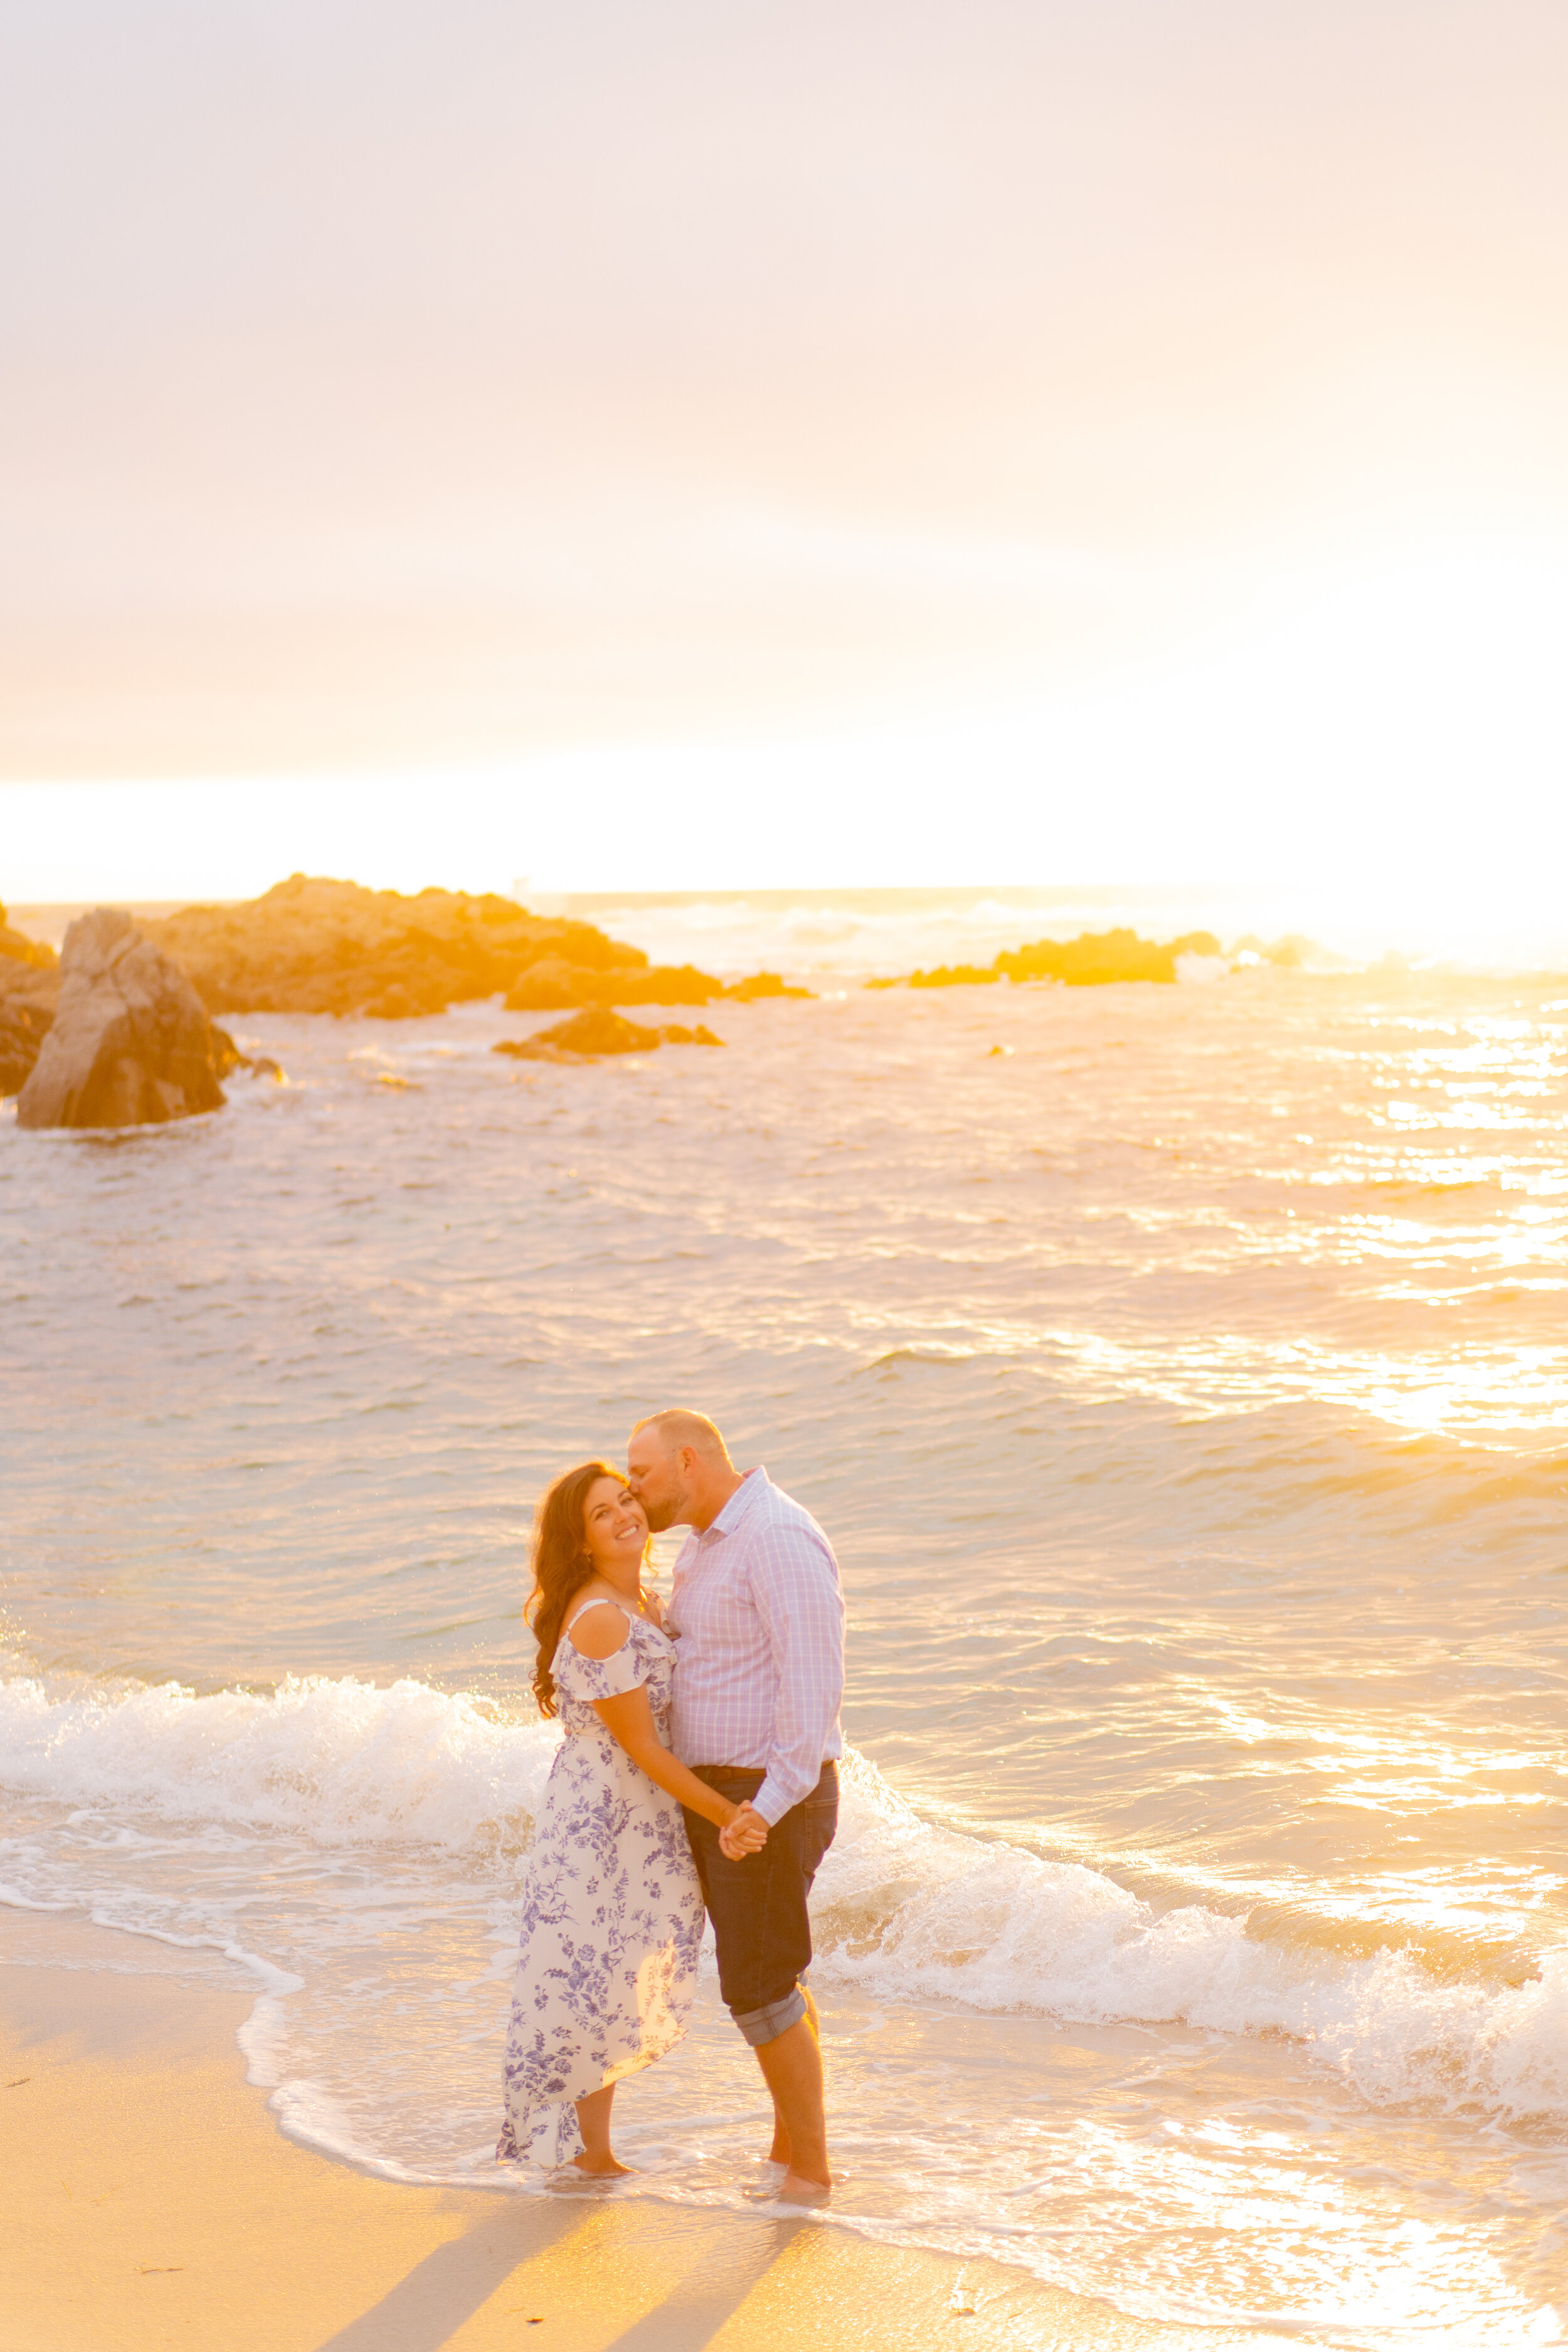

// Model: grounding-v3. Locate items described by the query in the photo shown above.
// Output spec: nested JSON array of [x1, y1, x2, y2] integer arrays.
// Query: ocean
[[4, 889, 1567, 2344]]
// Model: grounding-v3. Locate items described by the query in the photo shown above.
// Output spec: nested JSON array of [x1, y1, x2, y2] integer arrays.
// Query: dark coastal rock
[[211, 1025, 245, 1079], [603, 963, 724, 1008], [502, 955, 592, 1012], [0, 965, 60, 1096], [16, 909, 230, 1130], [0, 916, 61, 1096], [874, 928, 1226, 991], [133, 876, 812, 1023], [0, 904, 61, 1095], [994, 928, 1221, 985], [535, 1008, 662, 1054], [502, 958, 734, 1012], [502, 956, 812, 1013], [0, 905, 59, 977], [723, 971, 815, 1001], [907, 962, 1000, 989], [492, 1036, 586, 1064], [142, 875, 648, 1020], [492, 1009, 727, 1062]]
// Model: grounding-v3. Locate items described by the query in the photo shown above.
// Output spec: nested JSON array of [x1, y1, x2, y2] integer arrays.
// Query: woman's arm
[[568, 1602, 766, 1846], [591, 1685, 765, 1843]]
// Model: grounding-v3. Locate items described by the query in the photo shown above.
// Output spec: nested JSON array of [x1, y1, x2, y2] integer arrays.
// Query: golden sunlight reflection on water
[[6, 968, 1568, 2338]]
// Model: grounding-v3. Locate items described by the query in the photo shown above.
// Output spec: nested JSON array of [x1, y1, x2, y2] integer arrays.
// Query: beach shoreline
[[0, 1918, 1306, 2352]]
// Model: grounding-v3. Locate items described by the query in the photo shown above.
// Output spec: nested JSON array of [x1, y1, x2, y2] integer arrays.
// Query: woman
[[497, 1459, 766, 2173]]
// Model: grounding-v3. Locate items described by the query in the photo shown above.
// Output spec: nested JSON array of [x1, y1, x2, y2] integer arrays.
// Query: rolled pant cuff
[[730, 1986, 807, 2047]]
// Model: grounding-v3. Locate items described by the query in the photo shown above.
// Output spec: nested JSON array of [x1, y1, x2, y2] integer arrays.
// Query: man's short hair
[[630, 1409, 733, 1467]]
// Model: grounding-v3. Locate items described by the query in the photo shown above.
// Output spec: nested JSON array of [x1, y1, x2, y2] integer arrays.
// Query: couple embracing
[[497, 1409, 844, 2208]]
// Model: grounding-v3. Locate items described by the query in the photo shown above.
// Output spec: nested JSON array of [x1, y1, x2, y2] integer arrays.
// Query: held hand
[[719, 1801, 768, 1860]]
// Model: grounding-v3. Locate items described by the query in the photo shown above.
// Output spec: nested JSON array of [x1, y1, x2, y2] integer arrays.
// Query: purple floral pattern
[[497, 1604, 703, 2167]]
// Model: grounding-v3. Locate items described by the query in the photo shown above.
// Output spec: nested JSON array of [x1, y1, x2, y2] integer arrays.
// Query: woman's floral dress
[[497, 1602, 704, 2167]]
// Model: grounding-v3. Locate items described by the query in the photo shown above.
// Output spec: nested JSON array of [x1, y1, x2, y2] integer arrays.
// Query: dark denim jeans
[[681, 1761, 839, 2047]]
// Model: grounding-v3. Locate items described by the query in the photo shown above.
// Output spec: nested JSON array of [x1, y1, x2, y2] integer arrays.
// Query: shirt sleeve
[[552, 1614, 647, 1705], [747, 1523, 845, 1825]]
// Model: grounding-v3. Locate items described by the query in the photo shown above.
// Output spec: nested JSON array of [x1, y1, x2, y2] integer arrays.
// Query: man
[[625, 1408, 844, 2208]]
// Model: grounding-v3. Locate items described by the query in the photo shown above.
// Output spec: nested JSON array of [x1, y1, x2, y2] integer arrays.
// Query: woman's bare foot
[[572, 2083, 626, 2174]]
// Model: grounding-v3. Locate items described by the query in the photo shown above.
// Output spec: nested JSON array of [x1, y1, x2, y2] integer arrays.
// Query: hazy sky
[[5, 1, 1568, 899]]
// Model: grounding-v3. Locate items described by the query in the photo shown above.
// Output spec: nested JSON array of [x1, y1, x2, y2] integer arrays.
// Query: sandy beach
[[0, 1916, 1305, 2352]]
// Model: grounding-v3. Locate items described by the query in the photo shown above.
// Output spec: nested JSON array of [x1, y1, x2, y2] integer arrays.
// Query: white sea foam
[[820, 1754, 1568, 2125], [0, 1670, 558, 1856], [4, 1670, 1566, 2136]]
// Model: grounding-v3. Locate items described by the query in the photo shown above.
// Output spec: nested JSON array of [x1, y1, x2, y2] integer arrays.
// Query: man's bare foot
[[776, 2172, 832, 2208], [571, 2151, 631, 2176]]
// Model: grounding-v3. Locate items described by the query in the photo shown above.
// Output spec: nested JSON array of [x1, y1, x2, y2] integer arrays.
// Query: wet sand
[[0, 1937, 1301, 2352]]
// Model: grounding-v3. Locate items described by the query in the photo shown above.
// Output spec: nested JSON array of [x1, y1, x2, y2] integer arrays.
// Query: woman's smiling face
[[581, 1475, 649, 1572]]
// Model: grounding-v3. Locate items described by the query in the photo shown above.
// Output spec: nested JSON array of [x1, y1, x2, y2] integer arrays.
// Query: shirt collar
[[704, 1465, 768, 1540]]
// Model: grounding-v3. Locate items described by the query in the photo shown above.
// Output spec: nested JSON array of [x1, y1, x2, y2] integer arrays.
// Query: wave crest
[[0, 1670, 558, 1857]]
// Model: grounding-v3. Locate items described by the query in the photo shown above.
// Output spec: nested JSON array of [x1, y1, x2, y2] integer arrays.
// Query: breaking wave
[[4, 1668, 1565, 2133]]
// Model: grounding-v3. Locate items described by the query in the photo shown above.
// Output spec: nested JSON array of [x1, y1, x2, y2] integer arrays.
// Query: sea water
[[3, 901, 1567, 2344]]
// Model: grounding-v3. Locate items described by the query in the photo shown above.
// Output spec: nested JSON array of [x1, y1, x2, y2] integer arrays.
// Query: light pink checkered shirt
[[665, 1467, 845, 1825]]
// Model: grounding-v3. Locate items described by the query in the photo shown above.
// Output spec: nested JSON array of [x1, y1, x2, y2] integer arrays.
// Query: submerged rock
[[16, 909, 231, 1129]]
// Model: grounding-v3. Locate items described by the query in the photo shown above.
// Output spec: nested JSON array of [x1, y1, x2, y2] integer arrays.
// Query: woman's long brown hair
[[526, 1459, 633, 1719]]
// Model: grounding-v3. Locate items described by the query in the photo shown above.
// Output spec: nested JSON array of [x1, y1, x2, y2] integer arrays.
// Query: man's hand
[[719, 1801, 768, 1860]]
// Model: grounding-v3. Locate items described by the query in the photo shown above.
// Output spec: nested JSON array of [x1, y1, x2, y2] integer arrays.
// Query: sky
[[4, 0, 1568, 910]]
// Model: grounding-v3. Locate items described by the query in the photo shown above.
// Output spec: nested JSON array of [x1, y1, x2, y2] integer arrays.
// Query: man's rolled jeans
[[681, 1762, 839, 2047]]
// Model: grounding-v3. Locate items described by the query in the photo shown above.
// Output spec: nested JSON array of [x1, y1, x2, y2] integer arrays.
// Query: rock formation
[[502, 959, 808, 1014], [0, 908, 61, 1096], [994, 928, 1222, 985], [502, 958, 723, 1012], [871, 928, 1225, 990], [129, 876, 811, 1021], [724, 971, 814, 1001], [501, 956, 595, 1012], [16, 910, 234, 1129], [0, 906, 58, 975], [492, 1009, 726, 1062], [536, 1007, 662, 1054], [141, 875, 648, 1020]]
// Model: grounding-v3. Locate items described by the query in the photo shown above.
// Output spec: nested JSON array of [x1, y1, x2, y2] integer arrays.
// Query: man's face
[[625, 1429, 688, 1532]]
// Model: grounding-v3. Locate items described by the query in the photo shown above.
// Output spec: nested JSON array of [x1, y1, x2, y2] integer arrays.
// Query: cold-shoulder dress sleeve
[[552, 1615, 649, 1706]]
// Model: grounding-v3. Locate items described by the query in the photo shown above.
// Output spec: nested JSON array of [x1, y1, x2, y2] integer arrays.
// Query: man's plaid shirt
[[666, 1467, 844, 1825]]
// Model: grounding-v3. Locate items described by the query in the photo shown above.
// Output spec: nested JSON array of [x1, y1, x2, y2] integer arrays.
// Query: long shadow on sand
[[310, 2196, 807, 2352], [595, 2212, 808, 2351], [310, 2199, 586, 2352]]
